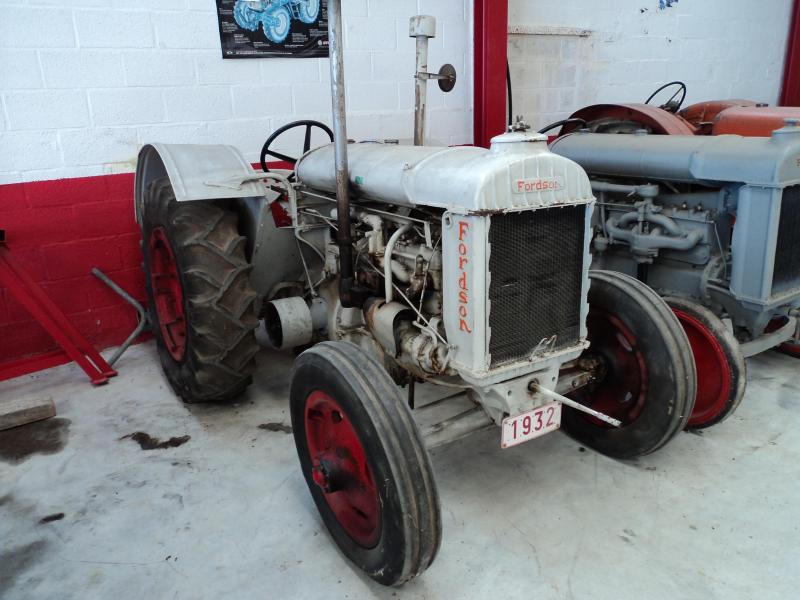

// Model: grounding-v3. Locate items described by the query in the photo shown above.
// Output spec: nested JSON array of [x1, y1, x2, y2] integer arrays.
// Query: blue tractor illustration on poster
[[233, 0, 321, 44]]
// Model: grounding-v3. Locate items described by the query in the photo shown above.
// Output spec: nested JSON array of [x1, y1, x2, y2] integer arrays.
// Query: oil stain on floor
[[120, 432, 191, 450], [0, 418, 71, 464]]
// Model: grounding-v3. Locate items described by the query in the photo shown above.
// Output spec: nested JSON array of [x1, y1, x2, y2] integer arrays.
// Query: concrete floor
[[1, 340, 799, 600]]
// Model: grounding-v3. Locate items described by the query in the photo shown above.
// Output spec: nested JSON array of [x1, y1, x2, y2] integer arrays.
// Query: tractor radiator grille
[[773, 185, 800, 294], [488, 206, 585, 367]]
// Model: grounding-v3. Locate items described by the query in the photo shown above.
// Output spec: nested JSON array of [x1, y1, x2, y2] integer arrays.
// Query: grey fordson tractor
[[134, 6, 697, 586], [551, 128, 800, 428]]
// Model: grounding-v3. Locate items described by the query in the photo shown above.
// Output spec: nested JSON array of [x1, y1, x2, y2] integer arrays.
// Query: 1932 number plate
[[501, 401, 562, 449]]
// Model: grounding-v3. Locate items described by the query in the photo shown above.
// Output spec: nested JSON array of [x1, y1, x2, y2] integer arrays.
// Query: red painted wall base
[[0, 173, 145, 381]]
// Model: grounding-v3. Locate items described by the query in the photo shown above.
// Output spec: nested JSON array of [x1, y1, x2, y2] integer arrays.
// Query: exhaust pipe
[[327, 0, 363, 308]]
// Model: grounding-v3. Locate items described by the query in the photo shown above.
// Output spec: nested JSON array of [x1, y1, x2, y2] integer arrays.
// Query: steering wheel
[[260, 120, 334, 173], [645, 81, 687, 113], [538, 118, 587, 135]]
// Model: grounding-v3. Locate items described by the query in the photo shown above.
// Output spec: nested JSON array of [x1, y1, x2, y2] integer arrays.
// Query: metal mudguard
[[134, 143, 266, 222]]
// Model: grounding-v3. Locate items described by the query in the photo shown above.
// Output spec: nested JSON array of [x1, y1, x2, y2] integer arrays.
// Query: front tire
[[141, 177, 259, 403], [564, 271, 696, 458], [290, 342, 441, 586]]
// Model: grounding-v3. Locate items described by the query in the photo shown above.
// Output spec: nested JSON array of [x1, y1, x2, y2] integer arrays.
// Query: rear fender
[[134, 143, 266, 223], [135, 143, 304, 299]]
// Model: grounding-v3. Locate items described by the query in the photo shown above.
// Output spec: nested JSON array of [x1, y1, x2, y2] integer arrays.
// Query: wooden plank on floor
[[0, 396, 56, 431]]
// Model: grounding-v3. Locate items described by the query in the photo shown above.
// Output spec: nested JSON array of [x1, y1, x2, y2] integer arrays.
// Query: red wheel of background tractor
[[665, 297, 746, 429], [147, 227, 187, 362], [564, 271, 696, 458], [304, 390, 381, 547], [290, 342, 441, 587], [779, 341, 800, 358]]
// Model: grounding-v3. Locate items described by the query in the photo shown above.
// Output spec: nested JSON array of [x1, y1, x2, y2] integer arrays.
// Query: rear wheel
[[564, 271, 696, 458], [141, 177, 259, 403], [297, 0, 320, 23], [290, 342, 441, 586], [665, 297, 746, 429]]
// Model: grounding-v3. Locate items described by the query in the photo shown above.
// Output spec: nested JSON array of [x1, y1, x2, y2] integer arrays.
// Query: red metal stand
[[0, 233, 117, 385], [474, 0, 509, 148], [781, 0, 800, 106]]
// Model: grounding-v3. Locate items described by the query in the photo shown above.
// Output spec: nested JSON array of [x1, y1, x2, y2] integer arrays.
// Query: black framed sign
[[216, 0, 329, 59]]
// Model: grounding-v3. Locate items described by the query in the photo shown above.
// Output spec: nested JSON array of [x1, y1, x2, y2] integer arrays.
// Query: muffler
[[264, 297, 326, 349]]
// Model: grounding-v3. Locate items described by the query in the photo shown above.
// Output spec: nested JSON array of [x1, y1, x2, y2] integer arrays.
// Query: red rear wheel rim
[[304, 390, 381, 548], [148, 227, 187, 362], [572, 308, 649, 426], [673, 309, 731, 427]]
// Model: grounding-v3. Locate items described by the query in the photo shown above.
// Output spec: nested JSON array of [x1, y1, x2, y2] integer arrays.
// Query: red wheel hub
[[304, 391, 380, 548], [573, 309, 649, 426], [148, 227, 187, 362], [673, 309, 731, 427]]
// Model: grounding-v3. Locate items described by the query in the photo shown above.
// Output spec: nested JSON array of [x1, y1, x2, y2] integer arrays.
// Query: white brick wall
[[0, 0, 473, 184], [508, 0, 794, 132]]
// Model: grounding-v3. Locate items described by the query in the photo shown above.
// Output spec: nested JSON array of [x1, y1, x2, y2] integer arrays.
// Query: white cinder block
[[90, 88, 166, 126], [232, 85, 294, 118], [508, 0, 793, 127], [345, 17, 397, 50], [292, 83, 337, 115], [197, 52, 263, 85], [347, 81, 398, 111], [5, 90, 90, 130], [41, 50, 126, 88], [59, 127, 139, 167], [164, 86, 233, 122], [75, 10, 155, 48], [260, 58, 322, 85], [0, 130, 62, 172], [154, 11, 220, 49], [0, 7, 76, 48], [2, 1, 473, 182], [124, 50, 197, 87], [0, 50, 44, 89]]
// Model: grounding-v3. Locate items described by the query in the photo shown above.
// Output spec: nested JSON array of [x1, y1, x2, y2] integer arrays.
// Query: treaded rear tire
[[141, 177, 259, 403], [290, 341, 441, 587], [564, 271, 697, 458]]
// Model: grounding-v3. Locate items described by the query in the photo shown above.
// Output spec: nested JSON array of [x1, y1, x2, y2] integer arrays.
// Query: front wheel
[[264, 6, 291, 43], [665, 297, 746, 429], [564, 271, 696, 458], [290, 342, 441, 586]]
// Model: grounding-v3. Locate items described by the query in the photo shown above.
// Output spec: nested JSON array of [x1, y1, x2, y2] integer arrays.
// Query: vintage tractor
[[543, 81, 800, 138], [233, 0, 320, 44], [550, 126, 800, 427], [134, 7, 698, 586]]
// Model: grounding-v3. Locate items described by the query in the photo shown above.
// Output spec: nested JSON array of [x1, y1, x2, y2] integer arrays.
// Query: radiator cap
[[490, 130, 548, 154]]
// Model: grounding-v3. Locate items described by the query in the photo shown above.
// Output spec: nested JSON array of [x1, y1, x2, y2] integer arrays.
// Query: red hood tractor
[[546, 81, 800, 138]]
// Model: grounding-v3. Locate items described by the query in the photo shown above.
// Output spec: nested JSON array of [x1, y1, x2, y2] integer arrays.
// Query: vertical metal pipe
[[414, 35, 429, 146], [327, 0, 357, 306]]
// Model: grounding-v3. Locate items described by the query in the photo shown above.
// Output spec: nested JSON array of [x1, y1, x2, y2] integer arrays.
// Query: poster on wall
[[215, 0, 329, 59]]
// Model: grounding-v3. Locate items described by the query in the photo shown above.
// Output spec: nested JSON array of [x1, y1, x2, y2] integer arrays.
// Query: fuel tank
[[295, 131, 593, 214]]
